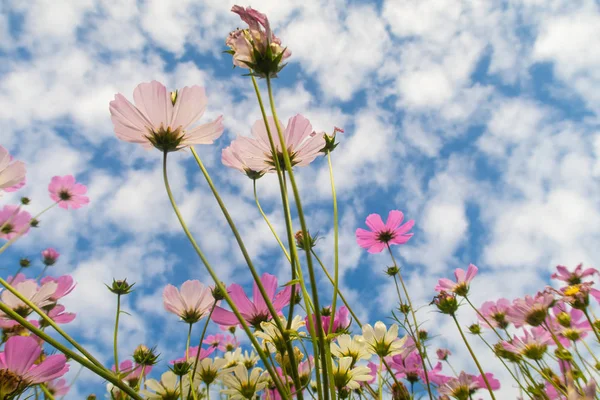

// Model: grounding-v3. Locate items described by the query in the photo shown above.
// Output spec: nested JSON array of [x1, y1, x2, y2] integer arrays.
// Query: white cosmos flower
[[221, 364, 269, 400], [361, 321, 407, 357], [330, 334, 372, 364], [332, 356, 372, 390], [141, 371, 191, 399], [255, 315, 306, 353], [196, 357, 229, 385]]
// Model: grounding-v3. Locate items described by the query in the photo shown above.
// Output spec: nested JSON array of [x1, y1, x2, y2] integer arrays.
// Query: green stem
[[180, 377, 185, 400], [189, 147, 303, 399], [265, 75, 330, 400], [0, 277, 105, 370], [36, 266, 49, 281], [378, 357, 383, 400], [39, 384, 55, 400], [186, 322, 193, 362], [253, 180, 290, 260], [162, 151, 288, 398], [583, 309, 600, 344], [326, 151, 339, 336], [451, 314, 497, 400], [191, 302, 217, 382], [114, 293, 121, 373], [0, 202, 57, 256], [0, 301, 143, 399]]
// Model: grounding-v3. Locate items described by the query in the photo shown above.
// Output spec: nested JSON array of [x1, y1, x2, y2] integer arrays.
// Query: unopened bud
[[212, 285, 226, 301], [106, 279, 135, 295], [468, 324, 482, 335], [133, 344, 159, 366], [20, 197, 30, 205], [19, 258, 31, 268]]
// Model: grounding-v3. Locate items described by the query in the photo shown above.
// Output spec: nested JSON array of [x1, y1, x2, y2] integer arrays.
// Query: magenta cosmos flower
[[0, 336, 69, 397], [306, 305, 350, 335], [163, 280, 217, 324], [211, 273, 293, 329], [501, 328, 552, 360], [40, 275, 75, 302], [355, 210, 414, 254], [435, 264, 478, 297], [478, 298, 511, 329], [0, 146, 26, 193], [0, 205, 31, 240], [41, 248, 60, 266], [109, 81, 224, 153], [48, 175, 89, 210], [506, 292, 555, 327], [552, 263, 598, 285], [222, 114, 325, 178]]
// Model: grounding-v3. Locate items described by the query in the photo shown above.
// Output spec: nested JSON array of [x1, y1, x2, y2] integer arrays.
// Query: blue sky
[[1, 0, 600, 398]]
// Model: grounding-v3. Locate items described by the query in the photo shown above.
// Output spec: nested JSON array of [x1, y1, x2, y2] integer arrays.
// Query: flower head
[[331, 357, 372, 390], [221, 364, 269, 400], [0, 146, 26, 193], [0, 279, 57, 324], [211, 273, 293, 329], [437, 372, 480, 400], [355, 210, 414, 253], [436, 348, 451, 361], [197, 357, 229, 385], [163, 280, 217, 324], [46, 379, 69, 396], [330, 334, 371, 365], [0, 205, 31, 240], [478, 298, 511, 329], [306, 305, 350, 335], [361, 321, 407, 357], [222, 115, 325, 177], [552, 264, 597, 285], [255, 315, 305, 354], [501, 328, 553, 360], [141, 371, 189, 400], [41, 248, 60, 266], [110, 81, 224, 152], [507, 292, 555, 327], [48, 175, 89, 210], [435, 264, 478, 297], [40, 275, 76, 302]]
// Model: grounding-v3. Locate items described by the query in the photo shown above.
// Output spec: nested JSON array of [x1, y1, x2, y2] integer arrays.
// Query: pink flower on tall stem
[[435, 264, 478, 297], [0, 335, 69, 395], [41, 275, 76, 302], [506, 292, 555, 327], [41, 248, 60, 266], [436, 348, 451, 361], [306, 305, 350, 334], [478, 298, 511, 329], [46, 379, 69, 396], [552, 264, 598, 285], [203, 334, 224, 349], [109, 81, 224, 153], [171, 346, 215, 364], [222, 115, 325, 177], [501, 328, 552, 360], [355, 210, 414, 253], [48, 175, 89, 210], [218, 335, 239, 352], [163, 280, 217, 324], [0, 146, 26, 193], [0, 205, 31, 240], [211, 273, 293, 329]]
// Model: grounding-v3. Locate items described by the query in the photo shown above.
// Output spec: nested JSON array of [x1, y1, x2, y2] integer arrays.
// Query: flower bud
[[19, 258, 31, 268], [399, 304, 411, 314], [171, 361, 191, 377], [133, 344, 159, 366], [41, 248, 60, 266], [418, 329, 428, 341], [391, 382, 411, 400], [212, 285, 227, 301], [86, 396, 97, 400], [20, 197, 30, 205], [106, 279, 135, 295], [433, 292, 459, 315], [30, 218, 39, 227], [555, 348, 572, 361], [385, 266, 400, 277], [295, 230, 318, 251], [468, 324, 482, 335], [493, 342, 521, 363], [556, 311, 571, 327]]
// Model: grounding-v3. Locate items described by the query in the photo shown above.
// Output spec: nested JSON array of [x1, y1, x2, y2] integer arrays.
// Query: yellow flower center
[[564, 285, 580, 296]]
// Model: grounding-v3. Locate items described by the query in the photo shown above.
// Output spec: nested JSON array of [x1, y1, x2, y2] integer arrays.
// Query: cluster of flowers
[[0, 3, 599, 400]]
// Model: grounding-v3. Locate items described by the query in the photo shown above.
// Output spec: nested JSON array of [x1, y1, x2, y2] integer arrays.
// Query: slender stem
[[180, 377, 185, 400], [464, 296, 504, 341], [326, 151, 339, 335], [253, 180, 290, 260], [191, 302, 217, 381], [0, 301, 143, 399], [451, 314, 497, 400], [265, 75, 330, 400], [189, 148, 303, 398], [378, 357, 383, 400], [444, 359, 459, 377], [39, 384, 55, 400], [36, 266, 49, 281], [584, 309, 600, 344], [162, 151, 288, 398], [113, 294, 121, 373], [581, 339, 600, 366], [207, 384, 210, 400], [186, 322, 193, 362], [0, 202, 57, 256], [0, 277, 105, 369]]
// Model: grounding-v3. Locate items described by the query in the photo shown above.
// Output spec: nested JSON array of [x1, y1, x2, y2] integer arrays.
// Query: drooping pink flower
[[109, 81, 224, 152], [436, 348, 451, 361], [48, 175, 89, 210], [45, 304, 76, 325], [501, 328, 552, 360], [163, 280, 217, 324], [211, 273, 293, 329], [552, 264, 598, 285], [41, 248, 60, 266], [391, 351, 426, 383], [305, 306, 351, 335], [0, 205, 31, 240], [506, 292, 555, 327], [478, 298, 511, 329], [222, 115, 325, 178], [40, 275, 76, 302], [0, 146, 26, 193], [171, 346, 215, 364], [46, 378, 69, 396], [0, 336, 69, 390], [203, 334, 224, 349], [435, 264, 478, 296], [355, 210, 414, 253]]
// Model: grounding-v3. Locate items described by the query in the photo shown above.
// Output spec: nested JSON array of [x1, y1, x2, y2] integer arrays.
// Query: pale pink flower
[[0, 336, 69, 389], [475, 373, 500, 390], [355, 210, 414, 253], [552, 264, 598, 285], [40, 275, 76, 302], [46, 378, 69, 396], [163, 280, 217, 324], [478, 298, 511, 329], [436, 348, 451, 361], [203, 334, 224, 348], [0, 279, 57, 321], [41, 248, 60, 266], [501, 328, 552, 360], [306, 305, 350, 335], [550, 304, 592, 345], [435, 264, 478, 296], [437, 372, 480, 398], [110, 81, 224, 152], [171, 346, 215, 364], [0, 205, 31, 240], [222, 114, 325, 177], [0, 146, 26, 193], [211, 273, 293, 328], [48, 175, 89, 210], [507, 292, 555, 327], [219, 335, 239, 352]]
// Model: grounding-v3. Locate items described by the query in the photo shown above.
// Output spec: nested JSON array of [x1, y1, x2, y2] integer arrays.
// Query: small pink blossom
[[306, 306, 350, 335], [163, 280, 217, 324], [219, 335, 239, 352], [501, 328, 552, 360], [222, 114, 325, 177], [48, 175, 89, 210], [41, 248, 60, 266], [45, 304, 76, 325], [110, 81, 224, 152], [552, 264, 597, 285], [0, 205, 31, 240], [203, 334, 224, 348], [506, 292, 555, 327], [0, 279, 57, 322], [112, 360, 151, 386], [436, 348, 451, 361], [435, 264, 478, 296], [355, 210, 414, 253], [478, 298, 511, 329], [171, 346, 215, 364], [211, 273, 293, 329], [0, 146, 26, 193], [46, 378, 69, 396], [438, 372, 480, 398]]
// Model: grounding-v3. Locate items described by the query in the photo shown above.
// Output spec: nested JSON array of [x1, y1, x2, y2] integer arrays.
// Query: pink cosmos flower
[[0, 146, 26, 193], [41, 248, 60, 266], [40, 275, 76, 302], [506, 292, 555, 327], [391, 351, 426, 383], [211, 273, 293, 328], [48, 175, 89, 210], [163, 280, 217, 324], [109, 81, 224, 152], [478, 298, 511, 329], [171, 346, 215, 364], [222, 115, 325, 177], [0, 336, 69, 392], [550, 304, 592, 345], [437, 372, 480, 398], [219, 335, 239, 352], [552, 264, 598, 285], [436, 348, 451, 361], [355, 210, 414, 253], [475, 373, 500, 390], [203, 334, 224, 348], [45, 304, 76, 325], [306, 306, 350, 335], [435, 264, 478, 296], [0, 279, 57, 325], [501, 328, 553, 360], [46, 378, 69, 396], [112, 360, 151, 386], [0, 205, 31, 240]]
